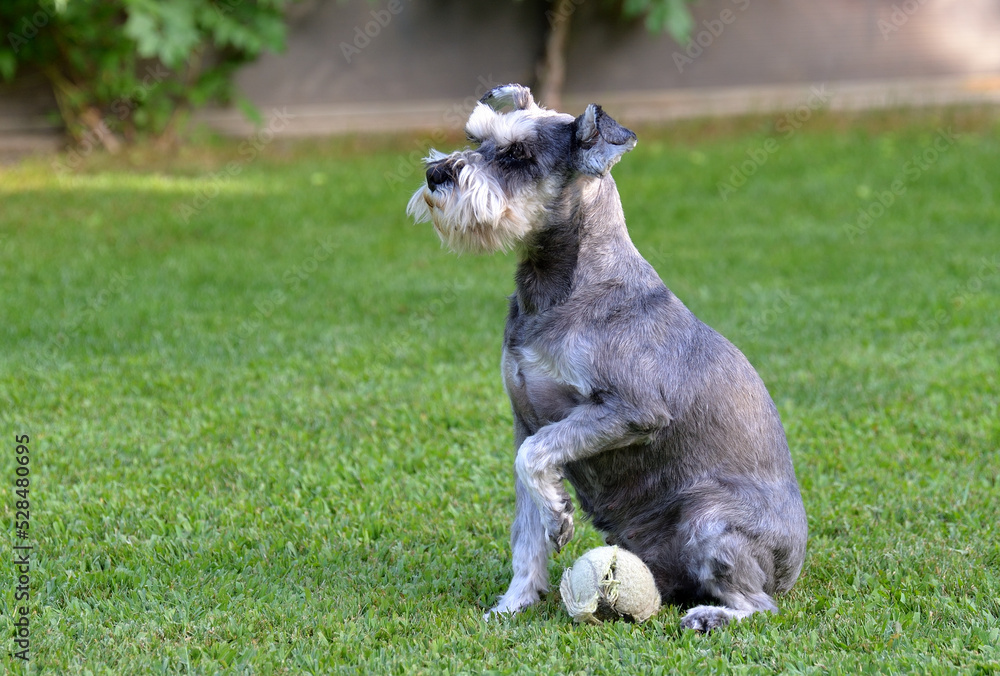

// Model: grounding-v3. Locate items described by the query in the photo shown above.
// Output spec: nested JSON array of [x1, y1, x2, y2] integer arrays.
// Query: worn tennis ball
[[560, 546, 661, 624]]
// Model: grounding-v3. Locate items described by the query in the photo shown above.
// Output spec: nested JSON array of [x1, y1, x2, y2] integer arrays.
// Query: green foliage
[[621, 0, 697, 43], [0, 0, 292, 143], [1, 109, 999, 673]]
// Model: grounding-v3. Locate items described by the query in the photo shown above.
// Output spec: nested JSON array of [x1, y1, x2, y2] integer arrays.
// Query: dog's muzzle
[[426, 160, 456, 192]]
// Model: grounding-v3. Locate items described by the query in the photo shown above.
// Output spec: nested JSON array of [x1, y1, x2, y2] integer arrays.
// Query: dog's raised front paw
[[547, 504, 574, 552]]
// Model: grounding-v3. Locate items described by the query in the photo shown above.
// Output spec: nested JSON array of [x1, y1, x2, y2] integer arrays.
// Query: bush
[[0, 0, 293, 147]]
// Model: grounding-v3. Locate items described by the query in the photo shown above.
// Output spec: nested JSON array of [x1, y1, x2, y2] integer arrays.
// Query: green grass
[[2, 107, 999, 674]]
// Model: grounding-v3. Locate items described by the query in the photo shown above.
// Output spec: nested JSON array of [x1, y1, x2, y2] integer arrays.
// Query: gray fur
[[408, 84, 807, 631]]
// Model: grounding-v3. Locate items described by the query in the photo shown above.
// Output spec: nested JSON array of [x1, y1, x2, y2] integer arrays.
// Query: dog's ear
[[573, 104, 637, 176], [480, 84, 536, 112]]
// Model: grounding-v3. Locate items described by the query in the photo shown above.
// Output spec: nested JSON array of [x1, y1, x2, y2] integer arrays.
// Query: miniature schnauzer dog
[[407, 84, 807, 631]]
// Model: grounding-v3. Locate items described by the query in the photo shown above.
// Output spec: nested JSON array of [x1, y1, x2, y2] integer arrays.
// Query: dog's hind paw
[[680, 605, 753, 632]]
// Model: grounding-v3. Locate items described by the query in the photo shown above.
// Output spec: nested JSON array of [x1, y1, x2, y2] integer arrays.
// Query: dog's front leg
[[488, 399, 663, 618], [515, 400, 657, 553], [514, 435, 576, 553], [487, 475, 555, 617], [488, 413, 556, 618]]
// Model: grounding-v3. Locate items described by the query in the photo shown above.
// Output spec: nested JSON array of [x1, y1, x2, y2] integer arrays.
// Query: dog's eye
[[502, 142, 531, 163], [466, 132, 482, 146]]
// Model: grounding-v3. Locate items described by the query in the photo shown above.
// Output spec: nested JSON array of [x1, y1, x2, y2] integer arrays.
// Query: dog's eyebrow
[[465, 103, 539, 148]]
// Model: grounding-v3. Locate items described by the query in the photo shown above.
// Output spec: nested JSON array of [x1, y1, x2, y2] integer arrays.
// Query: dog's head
[[406, 84, 637, 254]]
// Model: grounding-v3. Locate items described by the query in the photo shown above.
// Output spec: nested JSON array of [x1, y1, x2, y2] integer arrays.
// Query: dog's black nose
[[426, 162, 455, 192]]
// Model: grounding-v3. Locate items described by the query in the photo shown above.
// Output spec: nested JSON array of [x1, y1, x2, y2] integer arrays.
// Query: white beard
[[407, 102, 574, 254], [407, 157, 558, 255]]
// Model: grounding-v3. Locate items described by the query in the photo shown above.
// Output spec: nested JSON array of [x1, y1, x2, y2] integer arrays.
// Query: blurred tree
[[537, 0, 697, 109], [0, 0, 293, 148]]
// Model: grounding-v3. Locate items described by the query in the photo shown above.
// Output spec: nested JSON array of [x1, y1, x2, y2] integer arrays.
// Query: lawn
[[1, 106, 999, 674]]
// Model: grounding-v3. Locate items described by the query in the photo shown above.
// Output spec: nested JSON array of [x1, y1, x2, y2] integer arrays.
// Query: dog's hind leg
[[678, 524, 781, 632]]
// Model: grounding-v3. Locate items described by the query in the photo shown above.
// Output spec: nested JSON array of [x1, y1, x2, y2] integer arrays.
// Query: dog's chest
[[502, 336, 590, 432]]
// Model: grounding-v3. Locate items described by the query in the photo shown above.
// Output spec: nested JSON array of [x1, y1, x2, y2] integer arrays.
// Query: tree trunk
[[537, 0, 575, 110], [44, 66, 122, 153]]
